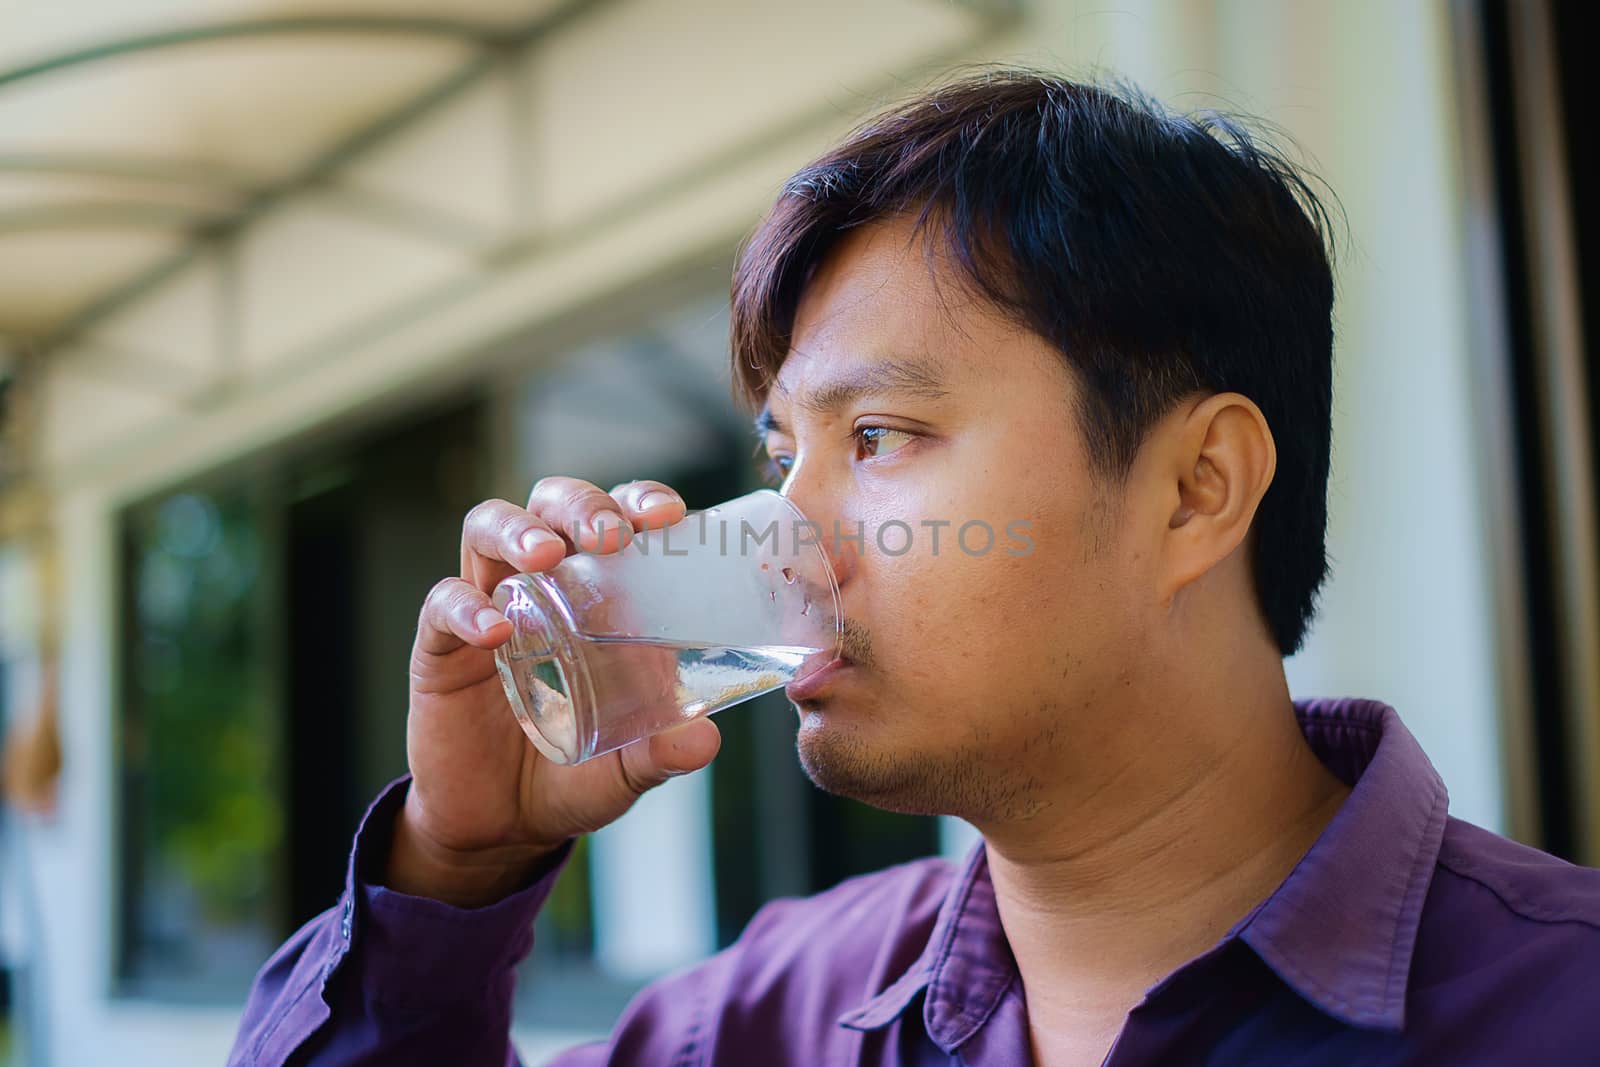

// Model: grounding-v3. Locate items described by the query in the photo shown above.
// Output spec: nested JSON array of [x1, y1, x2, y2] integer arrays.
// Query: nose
[[780, 477, 859, 591]]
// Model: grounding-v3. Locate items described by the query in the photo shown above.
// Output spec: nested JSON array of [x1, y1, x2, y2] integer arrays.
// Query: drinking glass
[[492, 488, 841, 764]]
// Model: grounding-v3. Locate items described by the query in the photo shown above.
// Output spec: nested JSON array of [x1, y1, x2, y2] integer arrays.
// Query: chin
[[793, 709, 951, 816], [794, 703, 1050, 823]]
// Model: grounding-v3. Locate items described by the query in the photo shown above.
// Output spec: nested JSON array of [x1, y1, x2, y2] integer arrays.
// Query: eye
[[854, 425, 914, 461], [761, 453, 794, 487]]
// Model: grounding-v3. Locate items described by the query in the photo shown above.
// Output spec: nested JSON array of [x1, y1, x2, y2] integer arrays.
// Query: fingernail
[[475, 608, 506, 632], [520, 528, 559, 554], [591, 511, 627, 536], [638, 491, 676, 511]]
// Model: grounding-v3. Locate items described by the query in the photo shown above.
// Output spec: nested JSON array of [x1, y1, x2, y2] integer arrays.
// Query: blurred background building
[[0, 0, 1594, 1063]]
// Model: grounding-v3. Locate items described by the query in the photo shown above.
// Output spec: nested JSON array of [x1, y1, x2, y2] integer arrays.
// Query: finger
[[460, 499, 568, 591], [527, 476, 632, 553], [608, 480, 687, 532], [416, 577, 510, 657], [614, 718, 722, 797]]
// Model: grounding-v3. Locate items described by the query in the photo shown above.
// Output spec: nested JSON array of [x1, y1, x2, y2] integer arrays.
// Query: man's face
[[758, 217, 1162, 822]]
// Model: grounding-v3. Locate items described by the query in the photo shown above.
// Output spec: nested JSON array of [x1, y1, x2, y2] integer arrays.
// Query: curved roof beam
[[0, 201, 225, 234], [0, 153, 265, 195], [26, 0, 605, 350], [0, 15, 519, 92]]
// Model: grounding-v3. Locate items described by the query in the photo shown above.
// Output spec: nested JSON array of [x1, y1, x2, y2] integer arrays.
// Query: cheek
[[843, 425, 1107, 665], [864, 532, 1062, 668], [863, 506, 1129, 681]]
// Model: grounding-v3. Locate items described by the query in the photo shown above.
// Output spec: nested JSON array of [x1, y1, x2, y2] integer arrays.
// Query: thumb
[[615, 717, 722, 796]]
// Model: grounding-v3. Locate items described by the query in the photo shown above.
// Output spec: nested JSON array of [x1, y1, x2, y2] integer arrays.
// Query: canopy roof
[[0, 1, 574, 345]]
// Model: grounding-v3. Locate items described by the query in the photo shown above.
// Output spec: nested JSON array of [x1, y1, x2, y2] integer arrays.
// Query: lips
[[785, 654, 851, 702]]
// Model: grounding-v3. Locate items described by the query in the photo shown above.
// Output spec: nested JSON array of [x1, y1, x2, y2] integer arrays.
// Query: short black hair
[[730, 69, 1337, 656]]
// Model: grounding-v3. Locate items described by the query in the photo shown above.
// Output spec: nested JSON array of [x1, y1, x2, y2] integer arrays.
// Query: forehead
[[771, 217, 1003, 401]]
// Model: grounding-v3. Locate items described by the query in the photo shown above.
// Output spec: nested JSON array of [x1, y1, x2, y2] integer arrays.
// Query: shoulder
[[1406, 818, 1600, 1053], [1431, 816, 1600, 933]]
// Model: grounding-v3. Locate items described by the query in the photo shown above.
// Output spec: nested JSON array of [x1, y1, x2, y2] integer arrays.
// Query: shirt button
[[340, 898, 352, 940]]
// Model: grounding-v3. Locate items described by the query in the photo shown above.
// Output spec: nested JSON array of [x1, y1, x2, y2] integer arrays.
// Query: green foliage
[[537, 834, 594, 959], [128, 491, 280, 928]]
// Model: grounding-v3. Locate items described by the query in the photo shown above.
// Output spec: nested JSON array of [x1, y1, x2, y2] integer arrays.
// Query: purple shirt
[[230, 699, 1600, 1065]]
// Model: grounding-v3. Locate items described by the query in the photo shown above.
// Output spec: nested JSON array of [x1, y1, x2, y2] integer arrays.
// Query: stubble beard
[[793, 707, 1051, 823]]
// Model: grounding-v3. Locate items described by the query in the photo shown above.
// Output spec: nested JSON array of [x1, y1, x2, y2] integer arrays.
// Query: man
[[231, 71, 1600, 1066]]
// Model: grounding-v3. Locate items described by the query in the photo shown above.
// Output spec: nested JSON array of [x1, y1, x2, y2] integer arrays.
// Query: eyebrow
[[752, 356, 951, 437]]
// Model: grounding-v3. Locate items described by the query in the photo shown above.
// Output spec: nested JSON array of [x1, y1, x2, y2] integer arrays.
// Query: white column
[[588, 769, 717, 981], [939, 816, 983, 864]]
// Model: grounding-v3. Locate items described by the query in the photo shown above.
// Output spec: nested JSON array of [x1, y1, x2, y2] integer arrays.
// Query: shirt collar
[[836, 697, 1449, 1044], [836, 840, 1017, 1052], [1234, 697, 1449, 1031]]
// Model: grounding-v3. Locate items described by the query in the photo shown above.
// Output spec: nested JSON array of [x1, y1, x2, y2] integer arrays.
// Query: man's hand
[[386, 477, 722, 908]]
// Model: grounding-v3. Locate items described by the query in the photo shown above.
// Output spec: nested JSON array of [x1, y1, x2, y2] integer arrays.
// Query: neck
[[977, 648, 1351, 1048]]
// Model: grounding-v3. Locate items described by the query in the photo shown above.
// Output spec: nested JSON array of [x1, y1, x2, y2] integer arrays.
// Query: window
[[117, 487, 281, 997], [115, 401, 487, 999]]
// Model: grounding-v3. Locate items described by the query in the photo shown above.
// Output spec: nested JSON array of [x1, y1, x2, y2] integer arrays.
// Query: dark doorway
[[284, 478, 361, 927], [282, 400, 487, 929], [1465, 0, 1600, 862]]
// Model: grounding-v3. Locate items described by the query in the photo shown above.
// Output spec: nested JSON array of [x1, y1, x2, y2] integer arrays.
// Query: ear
[[1160, 392, 1276, 598]]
